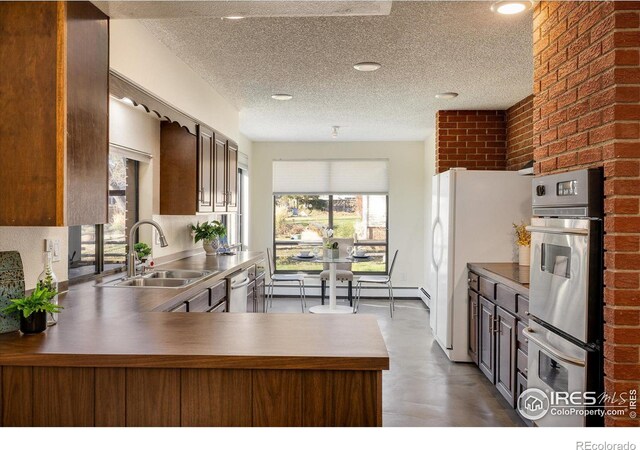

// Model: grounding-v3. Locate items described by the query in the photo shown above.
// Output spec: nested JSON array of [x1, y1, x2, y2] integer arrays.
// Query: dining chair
[[266, 247, 307, 313], [320, 238, 354, 306], [354, 250, 399, 318]]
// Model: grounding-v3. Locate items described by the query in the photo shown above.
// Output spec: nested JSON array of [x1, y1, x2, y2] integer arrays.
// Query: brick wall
[[435, 110, 506, 173], [506, 95, 534, 170], [533, 0, 640, 426]]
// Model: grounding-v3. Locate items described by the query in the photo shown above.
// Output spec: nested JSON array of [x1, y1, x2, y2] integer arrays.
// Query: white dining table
[[293, 255, 370, 314]]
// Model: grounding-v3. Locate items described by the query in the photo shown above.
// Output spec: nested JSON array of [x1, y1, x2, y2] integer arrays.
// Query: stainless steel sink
[[96, 269, 213, 289], [145, 270, 209, 279], [116, 278, 190, 288]]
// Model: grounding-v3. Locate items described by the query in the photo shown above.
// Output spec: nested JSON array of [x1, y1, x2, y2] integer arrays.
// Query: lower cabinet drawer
[[169, 302, 187, 313], [210, 280, 227, 305], [517, 348, 528, 378], [517, 321, 528, 355], [495, 284, 517, 314], [208, 300, 227, 313], [468, 271, 479, 292], [516, 294, 529, 321], [187, 290, 210, 312], [479, 277, 496, 301]]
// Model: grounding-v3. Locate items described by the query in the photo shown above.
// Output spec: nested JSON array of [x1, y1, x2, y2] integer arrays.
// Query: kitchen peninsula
[[0, 252, 389, 427]]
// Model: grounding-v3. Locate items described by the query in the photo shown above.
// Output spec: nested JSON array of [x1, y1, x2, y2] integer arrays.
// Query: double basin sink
[[98, 269, 213, 289]]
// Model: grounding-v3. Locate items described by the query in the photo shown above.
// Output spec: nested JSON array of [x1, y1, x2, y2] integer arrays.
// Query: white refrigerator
[[429, 169, 532, 362]]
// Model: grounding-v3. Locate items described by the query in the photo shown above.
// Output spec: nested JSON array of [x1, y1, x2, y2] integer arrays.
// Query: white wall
[[0, 227, 68, 290], [423, 134, 436, 296], [110, 19, 240, 141], [250, 141, 425, 288]]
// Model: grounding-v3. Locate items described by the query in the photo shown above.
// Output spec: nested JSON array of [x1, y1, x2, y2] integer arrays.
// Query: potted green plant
[[2, 285, 63, 334], [191, 221, 227, 255], [134, 242, 152, 261]]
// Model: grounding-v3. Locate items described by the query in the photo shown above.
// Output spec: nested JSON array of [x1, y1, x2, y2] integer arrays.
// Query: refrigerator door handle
[[431, 219, 439, 269]]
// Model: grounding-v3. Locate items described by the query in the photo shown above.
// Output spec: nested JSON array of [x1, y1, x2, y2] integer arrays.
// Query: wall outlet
[[44, 238, 61, 262]]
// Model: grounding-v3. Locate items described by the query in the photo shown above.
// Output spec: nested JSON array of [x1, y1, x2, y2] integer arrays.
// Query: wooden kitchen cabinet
[[213, 137, 239, 213], [0, 1, 109, 226], [468, 290, 479, 364], [197, 125, 215, 213], [160, 121, 198, 215], [160, 124, 238, 215], [467, 264, 531, 423], [495, 306, 517, 407], [478, 296, 496, 383]]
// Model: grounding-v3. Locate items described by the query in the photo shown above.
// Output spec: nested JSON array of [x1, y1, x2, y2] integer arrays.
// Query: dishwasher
[[227, 269, 250, 312]]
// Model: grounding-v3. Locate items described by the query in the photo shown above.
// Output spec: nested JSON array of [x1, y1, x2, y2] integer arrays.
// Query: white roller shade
[[273, 159, 388, 194]]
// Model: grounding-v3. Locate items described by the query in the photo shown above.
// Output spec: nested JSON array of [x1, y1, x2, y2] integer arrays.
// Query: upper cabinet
[[198, 126, 215, 213], [213, 136, 238, 213], [160, 122, 198, 215], [159, 122, 239, 215], [0, 2, 109, 226]]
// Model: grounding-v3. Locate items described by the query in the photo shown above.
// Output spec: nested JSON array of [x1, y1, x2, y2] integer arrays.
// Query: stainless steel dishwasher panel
[[227, 269, 250, 312]]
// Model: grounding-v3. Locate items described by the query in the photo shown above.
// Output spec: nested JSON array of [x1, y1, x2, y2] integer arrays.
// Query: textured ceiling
[[104, 1, 533, 141]]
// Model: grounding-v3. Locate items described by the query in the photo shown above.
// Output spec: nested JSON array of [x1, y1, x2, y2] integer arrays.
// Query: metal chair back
[[387, 250, 399, 279], [266, 247, 275, 278]]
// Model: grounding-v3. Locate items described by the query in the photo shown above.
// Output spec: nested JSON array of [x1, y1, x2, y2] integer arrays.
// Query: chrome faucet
[[127, 220, 169, 278]]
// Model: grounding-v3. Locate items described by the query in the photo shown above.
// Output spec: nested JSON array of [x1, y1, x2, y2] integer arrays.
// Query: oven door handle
[[523, 328, 586, 367], [526, 225, 588, 236]]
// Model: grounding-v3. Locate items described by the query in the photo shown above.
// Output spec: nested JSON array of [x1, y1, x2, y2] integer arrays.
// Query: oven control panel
[[532, 168, 603, 218], [556, 180, 578, 196]]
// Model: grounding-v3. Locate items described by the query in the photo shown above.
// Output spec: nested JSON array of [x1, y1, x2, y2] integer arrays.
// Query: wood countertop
[[0, 252, 389, 371], [467, 262, 530, 295]]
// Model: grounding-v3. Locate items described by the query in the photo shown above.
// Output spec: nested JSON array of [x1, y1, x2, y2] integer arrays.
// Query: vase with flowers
[[322, 227, 339, 259], [513, 222, 531, 266]]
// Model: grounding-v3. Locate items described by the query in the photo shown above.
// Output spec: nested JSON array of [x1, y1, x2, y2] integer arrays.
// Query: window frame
[[68, 158, 140, 284], [272, 194, 389, 275]]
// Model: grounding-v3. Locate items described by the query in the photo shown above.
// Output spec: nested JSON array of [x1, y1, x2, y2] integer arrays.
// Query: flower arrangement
[[322, 227, 338, 249], [513, 222, 531, 247]]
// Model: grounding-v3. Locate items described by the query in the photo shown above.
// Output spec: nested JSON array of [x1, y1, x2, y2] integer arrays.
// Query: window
[[273, 194, 388, 274], [68, 154, 139, 280]]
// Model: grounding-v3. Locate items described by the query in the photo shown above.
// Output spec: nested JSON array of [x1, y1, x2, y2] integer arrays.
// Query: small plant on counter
[[134, 242, 152, 261], [191, 220, 227, 242], [512, 222, 531, 247], [2, 285, 63, 334], [192, 221, 227, 256]]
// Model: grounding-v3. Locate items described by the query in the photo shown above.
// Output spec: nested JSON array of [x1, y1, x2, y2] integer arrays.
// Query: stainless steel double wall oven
[[525, 168, 604, 427]]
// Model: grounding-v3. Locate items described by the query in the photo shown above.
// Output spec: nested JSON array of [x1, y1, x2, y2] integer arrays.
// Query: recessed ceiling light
[[435, 92, 459, 99], [331, 126, 340, 139], [490, 1, 532, 15], [223, 16, 245, 20], [271, 94, 293, 101], [353, 62, 381, 72]]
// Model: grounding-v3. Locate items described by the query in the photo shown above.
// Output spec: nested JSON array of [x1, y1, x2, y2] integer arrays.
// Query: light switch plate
[[44, 238, 61, 262]]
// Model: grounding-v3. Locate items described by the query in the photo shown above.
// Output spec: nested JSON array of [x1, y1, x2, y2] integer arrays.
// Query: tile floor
[[268, 296, 525, 427]]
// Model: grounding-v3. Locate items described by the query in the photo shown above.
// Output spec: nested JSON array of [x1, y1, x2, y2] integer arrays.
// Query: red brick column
[[435, 110, 507, 173], [506, 95, 534, 170], [533, 0, 640, 426]]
